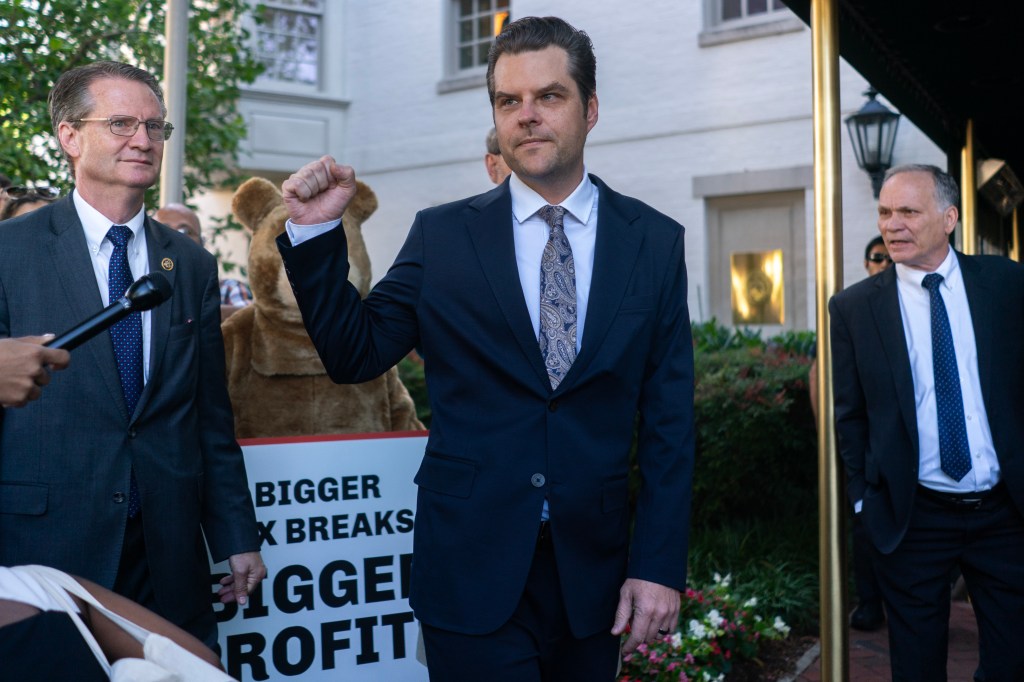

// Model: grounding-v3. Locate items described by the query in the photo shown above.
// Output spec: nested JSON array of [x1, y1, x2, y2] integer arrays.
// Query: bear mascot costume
[[221, 177, 424, 438]]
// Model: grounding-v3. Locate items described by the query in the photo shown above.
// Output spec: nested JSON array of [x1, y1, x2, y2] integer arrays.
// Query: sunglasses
[[867, 253, 893, 264], [5, 186, 61, 200]]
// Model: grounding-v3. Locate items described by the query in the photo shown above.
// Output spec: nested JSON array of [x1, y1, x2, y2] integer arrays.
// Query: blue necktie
[[538, 205, 576, 390], [107, 225, 143, 516], [922, 273, 972, 482]]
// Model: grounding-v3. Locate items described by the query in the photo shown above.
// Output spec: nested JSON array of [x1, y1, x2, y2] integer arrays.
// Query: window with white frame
[[453, 0, 510, 73], [255, 0, 324, 87], [711, 0, 788, 28]]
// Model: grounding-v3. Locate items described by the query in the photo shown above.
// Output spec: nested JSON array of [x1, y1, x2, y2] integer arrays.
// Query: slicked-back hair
[[486, 16, 596, 114], [49, 61, 166, 173], [883, 164, 960, 211]]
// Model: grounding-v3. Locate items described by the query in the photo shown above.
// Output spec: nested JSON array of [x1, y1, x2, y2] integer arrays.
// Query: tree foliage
[[0, 0, 264, 206]]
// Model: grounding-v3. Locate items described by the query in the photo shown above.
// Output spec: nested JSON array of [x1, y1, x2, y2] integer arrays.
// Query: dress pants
[[420, 522, 621, 681], [871, 485, 1024, 682], [113, 512, 219, 652]]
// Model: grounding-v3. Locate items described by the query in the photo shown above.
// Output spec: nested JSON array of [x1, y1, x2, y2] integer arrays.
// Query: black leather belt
[[917, 482, 1005, 510]]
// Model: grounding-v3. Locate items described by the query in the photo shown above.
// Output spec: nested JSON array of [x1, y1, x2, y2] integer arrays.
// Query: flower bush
[[619, 574, 791, 682]]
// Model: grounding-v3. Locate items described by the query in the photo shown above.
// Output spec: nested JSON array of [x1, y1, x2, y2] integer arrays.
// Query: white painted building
[[200, 0, 943, 335]]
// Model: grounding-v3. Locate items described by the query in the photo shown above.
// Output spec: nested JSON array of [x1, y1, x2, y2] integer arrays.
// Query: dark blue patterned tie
[[107, 225, 142, 516], [538, 205, 576, 390], [922, 273, 972, 482]]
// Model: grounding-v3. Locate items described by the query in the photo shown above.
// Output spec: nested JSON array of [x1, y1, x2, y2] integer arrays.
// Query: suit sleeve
[[829, 295, 868, 505], [195, 264, 260, 560], [627, 225, 695, 591], [277, 217, 422, 383]]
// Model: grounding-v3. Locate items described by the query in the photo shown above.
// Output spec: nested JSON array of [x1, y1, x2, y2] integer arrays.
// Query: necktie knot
[[107, 224, 132, 250], [922, 272, 943, 292], [538, 205, 566, 234]]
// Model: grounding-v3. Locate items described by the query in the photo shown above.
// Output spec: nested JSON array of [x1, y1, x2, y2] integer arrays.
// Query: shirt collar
[[73, 189, 146, 251], [895, 245, 959, 291], [509, 170, 596, 225]]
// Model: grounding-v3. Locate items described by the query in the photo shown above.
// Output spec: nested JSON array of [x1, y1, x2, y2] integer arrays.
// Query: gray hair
[[485, 127, 500, 155], [883, 164, 960, 211]]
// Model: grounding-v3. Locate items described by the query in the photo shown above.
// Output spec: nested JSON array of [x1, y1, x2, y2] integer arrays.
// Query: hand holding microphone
[[45, 272, 173, 351]]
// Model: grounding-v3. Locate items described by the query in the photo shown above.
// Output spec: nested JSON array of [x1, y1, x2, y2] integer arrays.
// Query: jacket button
[[113, 492, 126, 503], [548, 400, 559, 412], [128, 428, 137, 439], [531, 473, 546, 488]]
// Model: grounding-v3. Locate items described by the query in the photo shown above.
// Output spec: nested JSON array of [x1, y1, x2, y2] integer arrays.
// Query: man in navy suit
[[277, 16, 695, 681], [0, 61, 265, 649], [830, 164, 1024, 681]]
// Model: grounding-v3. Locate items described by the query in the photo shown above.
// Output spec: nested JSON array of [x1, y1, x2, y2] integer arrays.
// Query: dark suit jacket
[[0, 196, 259, 629], [278, 175, 695, 637], [829, 251, 1024, 554]]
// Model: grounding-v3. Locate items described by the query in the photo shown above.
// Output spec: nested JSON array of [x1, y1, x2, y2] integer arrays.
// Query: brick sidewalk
[[791, 601, 979, 681]]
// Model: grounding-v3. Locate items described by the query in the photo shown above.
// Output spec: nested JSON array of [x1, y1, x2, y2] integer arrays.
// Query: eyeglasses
[[70, 115, 174, 141], [867, 253, 893, 264], [5, 185, 61, 200]]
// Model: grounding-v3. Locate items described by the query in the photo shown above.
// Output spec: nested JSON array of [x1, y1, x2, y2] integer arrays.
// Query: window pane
[[478, 16, 491, 39], [496, 0, 510, 8], [749, 0, 768, 14], [477, 41, 490, 66], [479, 0, 491, 11], [459, 0, 473, 18], [722, 0, 742, 20], [459, 46, 474, 69], [460, 19, 473, 42]]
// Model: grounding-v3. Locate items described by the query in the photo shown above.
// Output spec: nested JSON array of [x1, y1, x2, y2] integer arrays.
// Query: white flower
[[743, 597, 758, 608], [773, 616, 791, 636], [669, 632, 684, 649], [688, 619, 708, 639], [712, 572, 732, 587], [707, 609, 724, 628]]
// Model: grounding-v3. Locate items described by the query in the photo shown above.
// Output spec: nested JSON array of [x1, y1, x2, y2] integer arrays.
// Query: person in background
[[0, 60, 265, 651], [277, 16, 695, 681], [0, 172, 12, 215], [153, 202, 253, 321], [830, 164, 1024, 681], [484, 126, 512, 185], [0, 185, 61, 221]]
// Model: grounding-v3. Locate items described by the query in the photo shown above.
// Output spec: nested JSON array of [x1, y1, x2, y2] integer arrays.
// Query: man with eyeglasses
[[0, 185, 62, 221], [0, 61, 265, 652]]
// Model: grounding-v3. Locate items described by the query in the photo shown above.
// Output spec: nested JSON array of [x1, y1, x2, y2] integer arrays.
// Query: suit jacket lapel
[[466, 185, 552, 390], [869, 268, 919, 452], [136, 217, 177, 420], [566, 176, 643, 387], [957, 253, 994, 410], [45, 198, 129, 420]]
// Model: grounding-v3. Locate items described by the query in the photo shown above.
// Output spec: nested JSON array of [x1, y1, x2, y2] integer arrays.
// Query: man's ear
[[585, 94, 599, 133], [57, 121, 81, 162], [943, 204, 959, 235]]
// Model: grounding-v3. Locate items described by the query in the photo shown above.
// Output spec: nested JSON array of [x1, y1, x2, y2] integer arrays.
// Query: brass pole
[[810, 0, 848, 679], [960, 119, 976, 254], [1011, 208, 1020, 262]]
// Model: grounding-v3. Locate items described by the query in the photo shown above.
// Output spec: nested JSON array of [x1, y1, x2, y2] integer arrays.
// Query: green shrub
[[691, 341, 816, 528]]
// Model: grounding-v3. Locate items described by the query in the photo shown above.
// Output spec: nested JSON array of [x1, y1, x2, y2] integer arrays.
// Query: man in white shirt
[[829, 164, 1024, 681], [0, 60, 265, 651]]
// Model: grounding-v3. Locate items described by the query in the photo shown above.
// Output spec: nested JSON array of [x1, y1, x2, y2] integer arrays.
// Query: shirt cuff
[[285, 218, 342, 246], [854, 499, 863, 514]]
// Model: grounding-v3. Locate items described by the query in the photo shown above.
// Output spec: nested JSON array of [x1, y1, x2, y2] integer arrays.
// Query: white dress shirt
[[895, 246, 999, 493], [73, 190, 152, 383]]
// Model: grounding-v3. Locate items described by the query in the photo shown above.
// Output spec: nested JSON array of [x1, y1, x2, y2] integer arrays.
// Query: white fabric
[[15, 565, 232, 682], [895, 247, 999, 493], [0, 566, 79, 612], [73, 190, 152, 382]]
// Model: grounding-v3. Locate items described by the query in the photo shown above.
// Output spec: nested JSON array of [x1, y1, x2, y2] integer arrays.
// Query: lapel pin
[[161, 257, 174, 271]]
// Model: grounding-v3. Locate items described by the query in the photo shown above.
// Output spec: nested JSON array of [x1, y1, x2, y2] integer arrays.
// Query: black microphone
[[45, 273, 173, 351]]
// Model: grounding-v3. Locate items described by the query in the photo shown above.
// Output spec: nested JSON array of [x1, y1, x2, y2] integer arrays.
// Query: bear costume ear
[[231, 177, 283, 233], [346, 180, 379, 224]]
